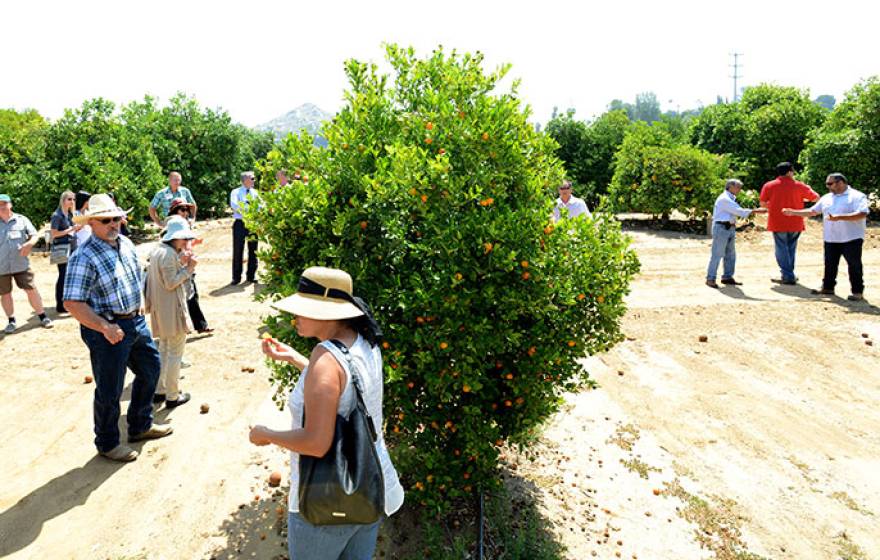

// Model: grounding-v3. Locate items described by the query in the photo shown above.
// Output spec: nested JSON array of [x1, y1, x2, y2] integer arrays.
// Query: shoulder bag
[[298, 339, 385, 525], [49, 240, 71, 265]]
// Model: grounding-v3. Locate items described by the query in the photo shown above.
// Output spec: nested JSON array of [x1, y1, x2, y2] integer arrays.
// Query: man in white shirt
[[783, 173, 869, 300], [229, 171, 260, 285], [706, 179, 767, 288], [552, 180, 591, 222]]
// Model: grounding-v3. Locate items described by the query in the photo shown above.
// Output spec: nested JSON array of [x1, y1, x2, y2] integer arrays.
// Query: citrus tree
[[609, 122, 728, 218], [801, 77, 880, 200], [0, 109, 55, 223], [690, 84, 826, 187], [122, 93, 275, 215], [250, 45, 639, 512]]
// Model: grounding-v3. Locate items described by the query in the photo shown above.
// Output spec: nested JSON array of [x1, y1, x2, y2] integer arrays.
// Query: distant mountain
[[256, 103, 333, 146]]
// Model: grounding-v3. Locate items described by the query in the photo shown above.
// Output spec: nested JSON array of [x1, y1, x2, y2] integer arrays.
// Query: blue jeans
[[288, 511, 381, 560], [706, 223, 736, 281], [773, 232, 801, 282], [80, 315, 160, 452]]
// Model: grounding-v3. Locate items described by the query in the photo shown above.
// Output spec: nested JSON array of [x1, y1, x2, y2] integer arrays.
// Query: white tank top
[[287, 335, 405, 515]]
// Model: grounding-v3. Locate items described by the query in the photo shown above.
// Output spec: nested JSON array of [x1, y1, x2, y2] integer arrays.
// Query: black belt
[[102, 311, 140, 321], [715, 221, 734, 229]]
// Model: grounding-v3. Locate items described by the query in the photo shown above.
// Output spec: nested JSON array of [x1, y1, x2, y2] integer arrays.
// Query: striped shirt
[[63, 235, 143, 315]]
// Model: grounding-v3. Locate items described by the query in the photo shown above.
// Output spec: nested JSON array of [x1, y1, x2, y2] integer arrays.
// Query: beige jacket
[[144, 242, 192, 339]]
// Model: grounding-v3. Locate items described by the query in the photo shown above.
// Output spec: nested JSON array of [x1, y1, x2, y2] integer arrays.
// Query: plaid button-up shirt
[[63, 235, 143, 315]]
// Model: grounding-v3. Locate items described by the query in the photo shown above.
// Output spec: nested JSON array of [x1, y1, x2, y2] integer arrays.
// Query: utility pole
[[729, 52, 743, 102]]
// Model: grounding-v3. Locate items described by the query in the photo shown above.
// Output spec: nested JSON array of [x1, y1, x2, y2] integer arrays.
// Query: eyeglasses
[[825, 181, 837, 186], [97, 216, 123, 225], [559, 186, 572, 190]]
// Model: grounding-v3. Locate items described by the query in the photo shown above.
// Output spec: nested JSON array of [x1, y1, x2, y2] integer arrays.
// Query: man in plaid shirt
[[63, 194, 173, 462]]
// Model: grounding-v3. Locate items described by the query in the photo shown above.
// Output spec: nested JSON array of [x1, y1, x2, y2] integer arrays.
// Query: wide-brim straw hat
[[73, 193, 131, 225], [271, 266, 364, 320]]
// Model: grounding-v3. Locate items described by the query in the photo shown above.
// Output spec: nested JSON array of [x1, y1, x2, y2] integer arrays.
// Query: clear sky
[[3, 0, 878, 127]]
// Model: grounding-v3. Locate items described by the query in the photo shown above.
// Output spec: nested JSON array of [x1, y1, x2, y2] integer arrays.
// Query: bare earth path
[[1, 216, 878, 559]]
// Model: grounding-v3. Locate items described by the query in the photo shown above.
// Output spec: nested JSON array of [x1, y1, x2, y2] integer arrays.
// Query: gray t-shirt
[[0, 213, 37, 275]]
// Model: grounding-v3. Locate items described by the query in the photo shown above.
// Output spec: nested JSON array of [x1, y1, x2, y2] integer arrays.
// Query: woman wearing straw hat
[[248, 266, 404, 559], [144, 218, 198, 408]]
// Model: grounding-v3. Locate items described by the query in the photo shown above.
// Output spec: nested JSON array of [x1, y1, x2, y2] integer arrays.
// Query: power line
[[729, 52, 744, 102]]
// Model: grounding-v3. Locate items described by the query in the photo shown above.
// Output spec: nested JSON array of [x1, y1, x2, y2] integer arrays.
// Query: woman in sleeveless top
[[249, 266, 404, 560]]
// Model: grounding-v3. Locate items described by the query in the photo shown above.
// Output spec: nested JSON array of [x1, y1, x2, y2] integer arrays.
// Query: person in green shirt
[[149, 171, 197, 226]]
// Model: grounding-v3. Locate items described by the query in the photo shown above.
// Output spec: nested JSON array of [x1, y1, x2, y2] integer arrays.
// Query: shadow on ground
[[203, 471, 563, 560], [0, 456, 126, 556]]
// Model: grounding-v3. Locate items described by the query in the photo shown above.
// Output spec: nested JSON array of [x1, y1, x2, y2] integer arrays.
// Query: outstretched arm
[[782, 208, 820, 217]]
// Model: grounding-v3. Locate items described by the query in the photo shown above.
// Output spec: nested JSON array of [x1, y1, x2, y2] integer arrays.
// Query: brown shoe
[[847, 293, 864, 301], [100, 444, 139, 462], [706, 280, 719, 289], [129, 423, 173, 442], [721, 278, 742, 286], [811, 288, 834, 295]]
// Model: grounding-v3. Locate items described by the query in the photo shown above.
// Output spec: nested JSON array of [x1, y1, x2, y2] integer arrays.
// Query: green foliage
[[608, 91, 662, 123], [40, 98, 164, 225], [801, 77, 880, 200], [251, 45, 639, 512], [545, 109, 630, 203], [690, 84, 826, 187], [0, 95, 273, 227], [122, 93, 275, 215], [610, 122, 728, 217], [0, 109, 52, 223]]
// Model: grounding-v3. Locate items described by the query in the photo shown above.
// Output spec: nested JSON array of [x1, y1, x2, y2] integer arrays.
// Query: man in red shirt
[[759, 162, 820, 284]]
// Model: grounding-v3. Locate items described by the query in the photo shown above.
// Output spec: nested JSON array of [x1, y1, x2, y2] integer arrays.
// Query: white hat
[[161, 218, 197, 242], [73, 194, 131, 225]]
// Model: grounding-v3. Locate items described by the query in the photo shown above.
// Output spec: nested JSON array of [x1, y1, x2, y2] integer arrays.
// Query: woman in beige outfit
[[145, 217, 198, 408]]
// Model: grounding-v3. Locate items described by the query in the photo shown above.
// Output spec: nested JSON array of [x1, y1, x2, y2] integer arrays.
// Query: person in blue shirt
[[706, 180, 767, 288], [229, 171, 260, 285]]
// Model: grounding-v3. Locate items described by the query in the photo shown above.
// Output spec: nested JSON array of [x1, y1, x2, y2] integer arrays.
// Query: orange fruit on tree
[[577, 293, 586, 301], [382, 341, 390, 349], [521, 271, 530, 280], [454, 272, 463, 281], [426, 121, 434, 130], [359, 221, 367, 230], [527, 346, 536, 356], [481, 132, 489, 141], [421, 194, 428, 203], [407, 381, 414, 389], [504, 400, 512, 407], [462, 384, 471, 393], [505, 373, 513, 380], [567, 340, 576, 347], [521, 260, 529, 268], [543, 225, 553, 235], [438, 148, 446, 155], [409, 187, 417, 196], [439, 342, 448, 349], [483, 242, 493, 253]]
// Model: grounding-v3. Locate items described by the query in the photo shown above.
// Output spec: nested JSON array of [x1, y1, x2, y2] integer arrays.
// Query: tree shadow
[[0, 456, 126, 556], [204, 488, 290, 560]]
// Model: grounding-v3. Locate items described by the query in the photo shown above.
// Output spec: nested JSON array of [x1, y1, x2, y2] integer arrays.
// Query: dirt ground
[[1, 215, 878, 560]]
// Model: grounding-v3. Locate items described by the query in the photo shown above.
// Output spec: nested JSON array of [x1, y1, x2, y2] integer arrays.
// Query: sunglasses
[[825, 180, 838, 186], [97, 216, 123, 225], [559, 186, 572, 190]]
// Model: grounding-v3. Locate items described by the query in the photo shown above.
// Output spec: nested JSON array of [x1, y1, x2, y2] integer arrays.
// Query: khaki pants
[[156, 334, 187, 401]]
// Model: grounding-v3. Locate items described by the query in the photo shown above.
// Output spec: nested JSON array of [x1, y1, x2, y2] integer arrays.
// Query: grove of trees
[[547, 80, 879, 218], [0, 94, 273, 226]]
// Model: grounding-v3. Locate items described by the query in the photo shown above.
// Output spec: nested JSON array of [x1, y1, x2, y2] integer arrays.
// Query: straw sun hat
[[271, 267, 365, 320], [73, 193, 131, 225]]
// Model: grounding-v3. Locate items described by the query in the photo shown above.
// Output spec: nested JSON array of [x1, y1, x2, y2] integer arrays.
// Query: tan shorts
[[0, 269, 36, 295]]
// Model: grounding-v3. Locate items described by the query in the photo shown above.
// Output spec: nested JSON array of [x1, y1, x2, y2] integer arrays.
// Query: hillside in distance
[[256, 103, 332, 146]]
